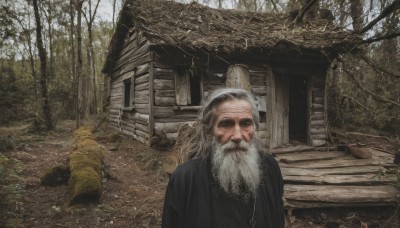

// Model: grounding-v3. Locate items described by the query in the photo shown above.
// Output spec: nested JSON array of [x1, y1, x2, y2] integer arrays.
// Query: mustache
[[220, 140, 250, 153]]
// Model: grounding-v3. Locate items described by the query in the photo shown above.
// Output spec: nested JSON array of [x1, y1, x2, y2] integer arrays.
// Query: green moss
[[68, 127, 105, 204], [69, 167, 102, 204]]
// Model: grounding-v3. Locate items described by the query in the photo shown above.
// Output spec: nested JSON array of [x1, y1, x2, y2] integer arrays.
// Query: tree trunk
[[32, 0, 53, 130], [69, 0, 77, 124], [349, 0, 364, 31], [225, 64, 251, 92], [76, 0, 84, 127]]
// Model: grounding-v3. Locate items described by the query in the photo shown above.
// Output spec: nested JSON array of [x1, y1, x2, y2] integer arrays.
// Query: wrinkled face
[[213, 99, 255, 146]]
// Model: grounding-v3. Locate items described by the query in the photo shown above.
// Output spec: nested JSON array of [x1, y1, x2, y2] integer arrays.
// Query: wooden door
[[266, 72, 289, 148]]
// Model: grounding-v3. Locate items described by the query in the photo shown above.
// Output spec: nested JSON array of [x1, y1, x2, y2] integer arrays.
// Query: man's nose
[[230, 125, 243, 143]]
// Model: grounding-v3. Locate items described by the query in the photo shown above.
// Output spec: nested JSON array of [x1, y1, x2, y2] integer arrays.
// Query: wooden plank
[[136, 63, 150, 76], [154, 79, 174, 90], [284, 173, 396, 184], [135, 73, 149, 85], [135, 122, 148, 133], [280, 166, 389, 176], [278, 157, 394, 168], [153, 106, 175, 118], [269, 145, 314, 154], [155, 89, 175, 97], [284, 185, 399, 204], [135, 82, 149, 91], [155, 97, 176, 106], [277, 151, 347, 163]]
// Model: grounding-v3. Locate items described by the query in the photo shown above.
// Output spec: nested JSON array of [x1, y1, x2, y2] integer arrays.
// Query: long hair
[[185, 88, 261, 160]]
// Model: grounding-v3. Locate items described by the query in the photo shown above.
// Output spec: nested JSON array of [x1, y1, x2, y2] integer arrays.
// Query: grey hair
[[186, 88, 260, 160]]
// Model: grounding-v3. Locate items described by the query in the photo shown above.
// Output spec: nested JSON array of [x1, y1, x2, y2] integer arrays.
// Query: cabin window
[[123, 78, 132, 107], [174, 66, 202, 106]]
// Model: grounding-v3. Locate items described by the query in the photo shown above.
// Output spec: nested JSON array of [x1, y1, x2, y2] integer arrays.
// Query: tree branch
[[357, 53, 400, 79], [341, 94, 400, 120], [341, 65, 400, 107], [361, 31, 400, 44], [358, 0, 400, 34]]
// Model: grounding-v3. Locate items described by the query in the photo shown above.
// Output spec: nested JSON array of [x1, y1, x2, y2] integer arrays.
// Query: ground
[[0, 118, 399, 227]]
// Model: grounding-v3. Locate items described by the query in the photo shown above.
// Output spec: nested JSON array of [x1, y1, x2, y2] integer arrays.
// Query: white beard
[[211, 139, 261, 197]]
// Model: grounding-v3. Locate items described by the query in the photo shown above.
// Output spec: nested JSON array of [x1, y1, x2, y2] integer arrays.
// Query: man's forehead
[[214, 99, 253, 117]]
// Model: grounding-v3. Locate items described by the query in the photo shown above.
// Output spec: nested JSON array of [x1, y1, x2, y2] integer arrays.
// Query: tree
[[32, 0, 53, 130], [83, 0, 101, 114]]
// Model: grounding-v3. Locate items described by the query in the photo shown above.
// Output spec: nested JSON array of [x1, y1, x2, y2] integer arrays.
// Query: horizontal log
[[154, 79, 174, 90], [121, 128, 135, 137], [312, 104, 324, 112], [310, 120, 325, 127], [277, 151, 346, 163], [281, 165, 389, 176], [284, 173, 396, 185], [154, 106, 175, 118], [310, 128, 326, 134], [133, 135, 147, 145], [135, 122, 148, 133], [135, 128, 149, 139], [310, 114, 324, 121], [135, 90, 149, 97], [284, 185, 399, 204], [154, 122, 194, 134], [310, 134, 327, 140], [277, 156, 387, 169], [155, 89, 175, 97], [135, 104, 149, 114], [311, 139, 326, 146], [136, 63, 149, 76], [313, 97, 324, 104], [155, 97, 176, 106], [155, 115, 199, 122], [135, 82, 149, 91], [121, 125, 135, 133], [133, 97, 149, 104], [135, 73, 149, 85]]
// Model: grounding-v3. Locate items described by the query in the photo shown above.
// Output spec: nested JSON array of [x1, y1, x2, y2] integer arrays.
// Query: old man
[[162, 88, 284, 228]]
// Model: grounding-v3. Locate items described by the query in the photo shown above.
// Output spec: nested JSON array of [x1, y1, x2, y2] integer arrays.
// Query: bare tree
[[83, 0, 101, 114], [32, 0, 53, 130]]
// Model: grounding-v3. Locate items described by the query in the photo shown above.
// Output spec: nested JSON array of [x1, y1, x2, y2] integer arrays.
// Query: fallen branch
[[346, 132, 392, 142], [358, 0, 400, 34]]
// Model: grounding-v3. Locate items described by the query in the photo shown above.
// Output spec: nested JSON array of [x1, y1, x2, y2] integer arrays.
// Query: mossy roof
[[103, 0, 361, 73]]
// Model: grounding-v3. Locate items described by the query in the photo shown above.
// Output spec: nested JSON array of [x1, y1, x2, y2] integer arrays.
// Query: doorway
[[289, 78, 308, 144]]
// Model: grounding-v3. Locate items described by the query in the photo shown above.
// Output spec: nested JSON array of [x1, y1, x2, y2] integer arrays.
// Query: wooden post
[[226, 64, 251, 91]]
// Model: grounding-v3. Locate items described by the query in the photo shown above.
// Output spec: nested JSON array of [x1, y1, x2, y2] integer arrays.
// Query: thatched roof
[[103, 0, 361, 73]]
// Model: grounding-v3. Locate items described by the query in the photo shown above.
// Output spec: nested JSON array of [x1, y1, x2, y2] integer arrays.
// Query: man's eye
[[241, 120, 253, 127], [219, 120, 233, 128]]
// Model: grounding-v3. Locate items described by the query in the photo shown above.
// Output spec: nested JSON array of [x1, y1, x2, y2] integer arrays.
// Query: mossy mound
[[68, 127, 105, 204], [40, 165, 70, 186], [73, 126, 95, 143]]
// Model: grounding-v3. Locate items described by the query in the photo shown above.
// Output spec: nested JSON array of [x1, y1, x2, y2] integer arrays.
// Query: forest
[[0, 0, 399, 227]]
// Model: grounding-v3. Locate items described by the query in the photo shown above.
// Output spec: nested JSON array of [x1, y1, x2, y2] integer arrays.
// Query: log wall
[[107, 27, 151, 145], [308, 75, 327, 146], [107, 30, 328, 148]]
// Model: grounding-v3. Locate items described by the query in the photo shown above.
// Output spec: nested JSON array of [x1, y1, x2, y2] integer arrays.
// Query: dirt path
[[1, 120, 168, 227]]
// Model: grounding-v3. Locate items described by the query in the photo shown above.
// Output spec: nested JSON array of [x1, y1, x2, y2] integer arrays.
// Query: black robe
[[161, 153, 285, 228]]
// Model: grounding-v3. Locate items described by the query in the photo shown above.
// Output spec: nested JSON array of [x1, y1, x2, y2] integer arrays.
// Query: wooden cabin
[[102, 0, 360, 148]]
